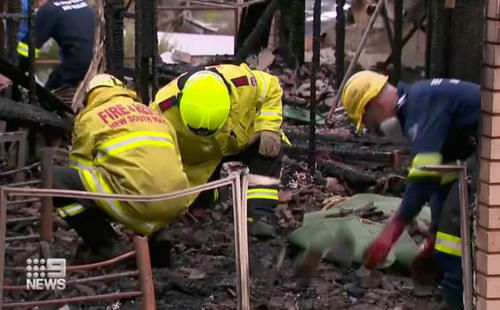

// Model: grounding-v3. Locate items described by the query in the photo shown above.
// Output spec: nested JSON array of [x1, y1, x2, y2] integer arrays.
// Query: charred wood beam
[[135, 0, 157, 104], [335, 0, 345, 88], [235, 0, 280, 63], [278, 0, 305, 67], [0, 57, 71, 113], [285, 130, 408, 148], [28, 0, 35, 104], [0, 98, 72, 131], [391, 0, 403, 83], [288, 143, 394, 165], [105, 0, 124, 79], [380, 3, 394, 53], [6, 0, 21, 63]]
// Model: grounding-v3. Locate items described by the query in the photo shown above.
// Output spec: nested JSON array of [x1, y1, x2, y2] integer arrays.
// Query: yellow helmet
[[86, 74, 125, 95], [341, 70, 388, 133], [179, 70, 231, 136]]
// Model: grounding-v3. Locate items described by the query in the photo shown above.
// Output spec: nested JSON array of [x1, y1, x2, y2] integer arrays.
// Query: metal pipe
[[309, 0, 321, 177], [326, 0, 386, 120], [0, 13, 27, 19], [6, 198, 40, 205], [3, 271, 139, 291], [6, 250, 137, 273], [6, 216, 39, 223], [458, 165, 473, 310], [231, 171, 250, 310], [5, 175, 238, 201], [417, 163, 473, 310], [2, 291, 143, 308], [392, 0, 403, 83], [40, 148, 54, 241], [5, 234, 38, 241], [335, 0, 346, 88], [0, 188, 7, 308], [134, 236, 156, 310], [28, 0, 36, 104], [0, 162, 40, 177], [7, 179, 41, 187]]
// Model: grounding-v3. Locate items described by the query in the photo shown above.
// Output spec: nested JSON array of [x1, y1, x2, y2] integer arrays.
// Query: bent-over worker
[[17, 0, 95, 91], [151, 63, 288, 239], [52, 74, 193, 267], [341, 71, 480, 310]]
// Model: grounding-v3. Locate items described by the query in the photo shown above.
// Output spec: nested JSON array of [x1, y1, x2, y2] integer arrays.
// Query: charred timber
[[288, 143, 394, 164], [0, 98, 72, 131], [0, 57, 71, 113], [235, 0, 281, 63]]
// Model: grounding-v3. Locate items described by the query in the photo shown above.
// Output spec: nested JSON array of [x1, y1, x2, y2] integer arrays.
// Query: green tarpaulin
[[288, 193, 431, 269]]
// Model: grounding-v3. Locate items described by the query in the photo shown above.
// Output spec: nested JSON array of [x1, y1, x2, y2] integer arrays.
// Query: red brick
[[486, 18, 500, 43], [477, 273, 500, 298], [483, 67, 500, 90], [481, 137, 500, 160], [487, 0, 500, 19], [480, 158, 500, 182], [477, 251, 500, 275], [477, 226, 500, 252], [482, 114, 500, 137], [480, 182, 500, 206], [482, 90, 500, 113], [479, 204, 500, 229], [477, 296, 500, 310], [484, 43, 500, 67]]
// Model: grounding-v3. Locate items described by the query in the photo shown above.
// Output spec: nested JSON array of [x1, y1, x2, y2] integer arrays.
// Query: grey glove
[[255, 130, 281, 158]]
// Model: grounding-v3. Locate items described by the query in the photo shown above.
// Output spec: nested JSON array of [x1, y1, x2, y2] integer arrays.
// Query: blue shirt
[[17, 0, 29, 42], [395, 79, 480, 222]]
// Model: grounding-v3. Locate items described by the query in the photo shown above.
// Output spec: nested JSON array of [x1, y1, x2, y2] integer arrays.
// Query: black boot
[[149, 227, 172, 268], [64, 208, 127, 264]]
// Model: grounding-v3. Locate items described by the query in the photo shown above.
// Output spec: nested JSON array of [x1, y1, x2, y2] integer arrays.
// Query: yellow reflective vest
[[150, 63, 285, 193], [69, 86, 193, 235]]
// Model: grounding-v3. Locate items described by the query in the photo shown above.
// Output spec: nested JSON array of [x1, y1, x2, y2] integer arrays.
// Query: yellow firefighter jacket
[[150, 63, 285, 195], [69, 86, 193, 235]]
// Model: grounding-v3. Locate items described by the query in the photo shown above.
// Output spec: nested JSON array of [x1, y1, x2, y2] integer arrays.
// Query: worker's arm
[[69, 114, 95, 170], [398, 100, 453, 223], [253, 71, 283, 133]]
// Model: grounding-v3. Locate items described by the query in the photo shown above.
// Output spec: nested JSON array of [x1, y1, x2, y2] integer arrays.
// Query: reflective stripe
[[407, 152, 443, 182], [17, 42, 39, 58], [69, 155, 95, 171], [57, 203, 86, 218], [81, 169, 157, 235], [257, 109, 283, 120], [440, 171, 458, 185], [96, 131, 174, 162], [435, 231, 462, 257], [247, 188, 279, 200], [257, 71, 268, 103]]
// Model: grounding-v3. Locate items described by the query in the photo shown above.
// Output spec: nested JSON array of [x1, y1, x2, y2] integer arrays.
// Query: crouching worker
[[341, 71, 479, 310], [151, 63, 289, 239], [52, 74, 193, 267]]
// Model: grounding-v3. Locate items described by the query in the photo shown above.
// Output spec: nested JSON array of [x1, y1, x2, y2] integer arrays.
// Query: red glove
[[363, 212, 407, 269], [410, 233, 441, 285]]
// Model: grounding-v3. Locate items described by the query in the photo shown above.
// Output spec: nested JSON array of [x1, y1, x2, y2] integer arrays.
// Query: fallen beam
[[0, 98, 73, 131]]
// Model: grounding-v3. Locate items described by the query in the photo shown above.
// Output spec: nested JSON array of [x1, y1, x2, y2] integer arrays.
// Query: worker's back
[[70, 86, 193, 230], [35, 0, 95, 85], [397, 79, 480, 162]]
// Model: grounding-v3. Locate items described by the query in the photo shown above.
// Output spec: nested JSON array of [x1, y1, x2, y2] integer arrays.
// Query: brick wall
[[477, 1, 500, 309]]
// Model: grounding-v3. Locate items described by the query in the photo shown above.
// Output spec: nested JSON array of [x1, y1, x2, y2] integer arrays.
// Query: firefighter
[[52, 74, 193, 267], [17, 0, 95, 91], [150, 63, 288, 239], [341, 71, 480, 310]]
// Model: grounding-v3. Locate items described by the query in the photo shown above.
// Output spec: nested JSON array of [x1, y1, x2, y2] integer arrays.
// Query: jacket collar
[[396, 81, 409, 129]]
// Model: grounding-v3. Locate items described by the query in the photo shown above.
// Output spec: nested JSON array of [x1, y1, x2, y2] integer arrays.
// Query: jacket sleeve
[[69, 114, 95, 170], [398, 96, 452, 222], [252, 70, 283, 133]]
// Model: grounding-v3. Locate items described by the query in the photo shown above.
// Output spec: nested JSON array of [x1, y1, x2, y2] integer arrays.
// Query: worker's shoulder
[[44, 0, 93, 14], [410, 78, 480, 95]]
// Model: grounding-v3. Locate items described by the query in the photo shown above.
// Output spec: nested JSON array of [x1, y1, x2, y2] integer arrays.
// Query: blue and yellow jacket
[[396, 78, 480, 222]]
